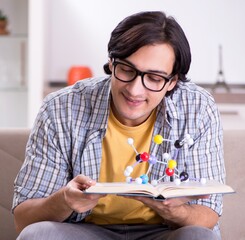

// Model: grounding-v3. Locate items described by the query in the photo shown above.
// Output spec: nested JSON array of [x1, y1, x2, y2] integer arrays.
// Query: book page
[[85, 182, 160, 197], [84, 180, 235, 199], [156, 180, 235, 198]]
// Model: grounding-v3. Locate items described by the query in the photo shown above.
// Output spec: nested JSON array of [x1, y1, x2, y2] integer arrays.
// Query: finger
[[75, 174, 96, 188], [199, 195, 210, 199], [83, 193, 107, 200], [189, 194, 210, 200], [124, 196, 157, 205]]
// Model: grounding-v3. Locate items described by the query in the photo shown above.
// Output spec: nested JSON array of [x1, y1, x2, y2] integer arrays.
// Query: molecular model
[[124, 134, 207, 186]]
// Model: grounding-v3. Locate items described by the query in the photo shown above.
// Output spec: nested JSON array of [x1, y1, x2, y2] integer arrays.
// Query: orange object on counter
[[67, 66, 93, 85]]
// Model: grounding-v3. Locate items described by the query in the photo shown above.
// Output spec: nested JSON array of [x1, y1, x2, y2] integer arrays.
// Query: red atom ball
[[140, 152, 150, 162], [165, 167, 174, 176]]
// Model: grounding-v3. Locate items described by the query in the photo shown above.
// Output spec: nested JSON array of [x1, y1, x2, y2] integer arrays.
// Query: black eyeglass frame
[[112, 60, 175, 92]]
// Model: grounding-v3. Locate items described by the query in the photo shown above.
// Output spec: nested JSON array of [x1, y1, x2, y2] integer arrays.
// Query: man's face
[[109, 43, 177, 127]]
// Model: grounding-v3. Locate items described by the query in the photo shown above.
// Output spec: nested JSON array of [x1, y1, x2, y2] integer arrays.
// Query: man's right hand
[[13, 174, 105, 233], [63, 174, 105, 213]]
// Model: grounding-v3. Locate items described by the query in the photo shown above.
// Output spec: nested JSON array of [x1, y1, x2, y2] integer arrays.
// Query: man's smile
[[122, 93, 146, 107]]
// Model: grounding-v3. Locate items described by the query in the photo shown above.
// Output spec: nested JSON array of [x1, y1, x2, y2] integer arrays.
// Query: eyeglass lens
[[114, 62, 170, 92]]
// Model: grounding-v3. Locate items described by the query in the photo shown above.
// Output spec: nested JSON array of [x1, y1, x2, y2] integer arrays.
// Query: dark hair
[[103, 11, 191, 82]]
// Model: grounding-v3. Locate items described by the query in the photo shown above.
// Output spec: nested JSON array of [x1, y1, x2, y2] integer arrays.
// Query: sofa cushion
[[220, 130, 245, 240], [0, 128, 244, 240], [0, 128, 30, 240]]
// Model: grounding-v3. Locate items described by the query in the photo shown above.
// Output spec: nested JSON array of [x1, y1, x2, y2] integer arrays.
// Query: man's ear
[[108, 59, 113, 72], [167, 75, 178, 91]]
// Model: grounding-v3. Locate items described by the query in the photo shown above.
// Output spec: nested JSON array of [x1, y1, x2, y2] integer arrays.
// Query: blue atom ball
[[140, 174, 149, 184]]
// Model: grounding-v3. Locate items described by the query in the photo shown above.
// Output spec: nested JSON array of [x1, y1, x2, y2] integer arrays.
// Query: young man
[[13, 11, 224, 240]]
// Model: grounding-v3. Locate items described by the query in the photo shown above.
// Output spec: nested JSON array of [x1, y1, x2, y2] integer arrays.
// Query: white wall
[[1, 0, 245, 127], [45, 0, 245, 84], [27, 0, 46, 127]]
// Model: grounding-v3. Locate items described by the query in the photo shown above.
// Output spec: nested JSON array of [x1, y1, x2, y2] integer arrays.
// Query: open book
[[84, 180, 235, 200]]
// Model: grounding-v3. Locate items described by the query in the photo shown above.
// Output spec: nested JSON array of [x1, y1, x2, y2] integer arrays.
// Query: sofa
[[0, 128, 244, 240]]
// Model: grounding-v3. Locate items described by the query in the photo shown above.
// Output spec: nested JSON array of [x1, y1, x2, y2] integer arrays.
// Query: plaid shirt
[[13, 76, 225, 236]]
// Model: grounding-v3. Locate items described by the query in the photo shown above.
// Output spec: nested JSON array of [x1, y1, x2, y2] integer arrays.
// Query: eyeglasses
[[112, 60, 174, 92]]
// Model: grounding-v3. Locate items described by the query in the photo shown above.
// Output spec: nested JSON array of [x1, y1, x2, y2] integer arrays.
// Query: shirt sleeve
[[12, 96, 73, 210]]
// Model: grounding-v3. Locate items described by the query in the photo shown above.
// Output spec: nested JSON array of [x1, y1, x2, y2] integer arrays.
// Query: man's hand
[[125, 195, 217, 228], [63, 174, 106, 213], [14, 174, 106, 232]]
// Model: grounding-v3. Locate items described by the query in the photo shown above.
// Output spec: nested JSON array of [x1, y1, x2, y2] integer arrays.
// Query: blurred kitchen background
[[0, 0, 245, 129]]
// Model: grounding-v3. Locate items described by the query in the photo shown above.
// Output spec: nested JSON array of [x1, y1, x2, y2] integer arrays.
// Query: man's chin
[[120, 113, 147, 126]]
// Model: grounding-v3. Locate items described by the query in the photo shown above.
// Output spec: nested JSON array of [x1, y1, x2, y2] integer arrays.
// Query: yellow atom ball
[[168, 159, 177, 169], [154, 135, 163, 144]]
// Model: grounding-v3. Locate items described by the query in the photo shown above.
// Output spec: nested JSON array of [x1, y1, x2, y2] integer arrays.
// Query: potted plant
[[0, 10, 9, 35]]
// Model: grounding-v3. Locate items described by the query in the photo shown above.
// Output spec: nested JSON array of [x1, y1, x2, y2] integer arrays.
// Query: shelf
[[0, 34, 27, 39], [0, 86, 27, 92], [212, 93, 245, 104], [199, 83, 245, 104], [199, 83, 245, 90]]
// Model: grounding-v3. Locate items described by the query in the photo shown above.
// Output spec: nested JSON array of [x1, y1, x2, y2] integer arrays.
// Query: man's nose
[[126, 75, 145, 93]]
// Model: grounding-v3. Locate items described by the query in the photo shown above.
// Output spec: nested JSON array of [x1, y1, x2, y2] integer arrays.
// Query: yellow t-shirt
[[85, 108, 162, 224]]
